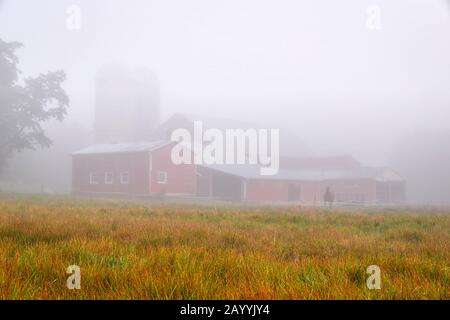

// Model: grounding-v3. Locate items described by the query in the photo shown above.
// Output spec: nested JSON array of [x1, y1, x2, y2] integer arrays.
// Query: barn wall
[[149, 143, 197, 195], [391, 181, 406, 203], [322, 179, 377, 203], [376, 181, 406, 203], [72, 152, 150, 196], [245, 180, 327, 204], [298, 181, 323, 204], [245, 180, 289, 202]]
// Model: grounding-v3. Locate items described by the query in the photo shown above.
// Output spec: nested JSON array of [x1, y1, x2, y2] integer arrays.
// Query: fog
[[1, 0, 449, 203]]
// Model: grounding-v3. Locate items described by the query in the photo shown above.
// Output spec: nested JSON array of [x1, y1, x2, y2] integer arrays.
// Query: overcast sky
[[1, 0, 449, 164]]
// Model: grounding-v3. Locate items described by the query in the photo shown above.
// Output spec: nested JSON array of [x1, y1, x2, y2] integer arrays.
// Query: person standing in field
[[324, 187, 335, 208]]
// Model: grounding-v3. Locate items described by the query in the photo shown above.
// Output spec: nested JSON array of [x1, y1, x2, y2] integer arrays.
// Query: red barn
[[72, 141, 196, 197], [72, 141, 405, 205]]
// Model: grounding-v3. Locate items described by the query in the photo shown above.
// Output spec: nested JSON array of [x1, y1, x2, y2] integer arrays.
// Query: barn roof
[[200, 164, 404, 182], [280, 155, 362, 170], [152, 112, 313, 158], [72, 140, 170, 155]]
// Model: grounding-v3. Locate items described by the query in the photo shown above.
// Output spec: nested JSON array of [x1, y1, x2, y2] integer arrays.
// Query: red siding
[[299, 181, 323, 203], [72, 143, 197, 197], [72, 152, 150, 196], [323, 179, 377, 203], [245, 180, 289, 202], [244, 179, 378, 204], [149, 143, 197, 195]]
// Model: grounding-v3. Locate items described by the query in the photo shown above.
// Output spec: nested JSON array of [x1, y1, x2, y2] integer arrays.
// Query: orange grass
[[0, 193, 448, 299]]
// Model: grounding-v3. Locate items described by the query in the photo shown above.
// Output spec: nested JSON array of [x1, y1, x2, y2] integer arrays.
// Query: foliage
[[0, 38, 69, 170]]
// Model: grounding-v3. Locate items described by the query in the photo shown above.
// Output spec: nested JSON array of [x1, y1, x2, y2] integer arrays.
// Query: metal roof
[[200, 163, 404, 182], [72, 140, 170, 155]]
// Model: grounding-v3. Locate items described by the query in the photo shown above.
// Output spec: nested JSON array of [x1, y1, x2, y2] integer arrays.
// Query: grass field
[[0, 193, 448, 299]]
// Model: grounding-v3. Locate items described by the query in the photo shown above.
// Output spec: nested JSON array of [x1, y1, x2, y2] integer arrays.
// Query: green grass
[[0, 193, 448, 299]]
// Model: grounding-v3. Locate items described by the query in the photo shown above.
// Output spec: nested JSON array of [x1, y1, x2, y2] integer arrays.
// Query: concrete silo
[[94, 63, 160, 143]]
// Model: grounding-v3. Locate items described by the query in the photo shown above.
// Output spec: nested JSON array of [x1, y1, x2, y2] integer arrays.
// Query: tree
[[0, 38, 69, 171]]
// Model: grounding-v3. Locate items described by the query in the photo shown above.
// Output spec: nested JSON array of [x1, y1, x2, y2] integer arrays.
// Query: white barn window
[[120, 172, 130, 184], [89, 173, 99, 185], [105, 172, 114, 184], [157, 171, 167, 184]]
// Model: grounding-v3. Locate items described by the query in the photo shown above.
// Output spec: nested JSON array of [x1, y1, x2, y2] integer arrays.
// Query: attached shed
[[197, 164, 325, 203], [197, 164, 405, 204]]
